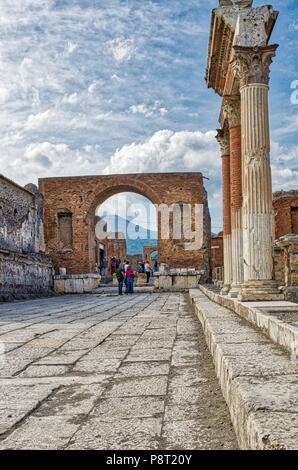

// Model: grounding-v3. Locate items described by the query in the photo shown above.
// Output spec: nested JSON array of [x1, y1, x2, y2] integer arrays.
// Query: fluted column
[[216, 127, 232, 294], [222, 97, 244, 297], [232, 45, 283, 301]]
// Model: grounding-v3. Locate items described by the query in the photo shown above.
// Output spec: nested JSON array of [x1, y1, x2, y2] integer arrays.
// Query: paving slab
[[0, 292, 237, 450]]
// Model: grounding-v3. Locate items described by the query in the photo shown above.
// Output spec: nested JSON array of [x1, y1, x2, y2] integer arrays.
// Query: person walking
[[116, 263, 124, 295], [144, 260, 151, 284], [153, 260, 159, 273], [125, 264, 135, 294]]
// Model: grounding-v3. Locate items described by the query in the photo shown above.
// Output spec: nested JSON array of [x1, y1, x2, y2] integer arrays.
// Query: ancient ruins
[[0, 175, 53, 301], [0, 0, 298, 452], [39, 172, 211, 291]]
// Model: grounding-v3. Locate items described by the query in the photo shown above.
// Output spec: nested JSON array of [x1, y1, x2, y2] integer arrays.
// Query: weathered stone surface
[[200, 284, 298, 356], [189, 288, 298, 450], [0, 175, 53, 301], [0, 293, 237, 450]]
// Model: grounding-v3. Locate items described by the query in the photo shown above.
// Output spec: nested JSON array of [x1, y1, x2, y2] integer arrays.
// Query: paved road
[[0, 293, 237, 449]]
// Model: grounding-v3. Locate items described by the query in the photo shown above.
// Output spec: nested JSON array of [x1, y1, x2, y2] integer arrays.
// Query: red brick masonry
[[39, 173, 211, 275]]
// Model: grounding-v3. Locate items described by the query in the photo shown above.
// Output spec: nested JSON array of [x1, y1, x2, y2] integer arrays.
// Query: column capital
[[231, 45, 279, 88], [216, 127, 230, 155], [222, 96, 241, 128]]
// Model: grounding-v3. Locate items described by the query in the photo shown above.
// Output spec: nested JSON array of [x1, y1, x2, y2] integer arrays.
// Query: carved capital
[[231, 45, 278, 88], [216, 127, 230, 155], [222, 96, 241, 128]]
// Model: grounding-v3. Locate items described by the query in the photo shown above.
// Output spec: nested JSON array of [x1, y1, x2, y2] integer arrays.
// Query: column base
[[220, 285, 231, 296], [228, 284, 242, 298], [238, 280, 284, 302]]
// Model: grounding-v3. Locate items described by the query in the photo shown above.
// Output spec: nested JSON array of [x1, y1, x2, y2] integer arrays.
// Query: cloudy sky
[[0, 0, 297, 232]]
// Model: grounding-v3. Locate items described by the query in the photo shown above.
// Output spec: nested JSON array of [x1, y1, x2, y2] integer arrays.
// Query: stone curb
[[189, 288, 298, 450], [199, 285, 298, 357]]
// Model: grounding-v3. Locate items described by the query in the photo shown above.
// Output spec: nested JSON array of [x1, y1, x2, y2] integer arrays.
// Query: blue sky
[[0, 0, 297, 232]]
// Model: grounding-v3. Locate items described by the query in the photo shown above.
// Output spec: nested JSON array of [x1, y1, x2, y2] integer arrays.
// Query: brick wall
[[229, 126, 242, 213], [39, 173, 211, 277], [221, 155, 231, 235], [143, 245, 157, 263], [273, 190, 298, 239], [211, 232, 224, 269]]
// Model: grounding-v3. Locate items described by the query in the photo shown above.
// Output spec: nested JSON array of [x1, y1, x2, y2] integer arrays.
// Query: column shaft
[[222, 153, 232, 292], [229, 122, 244, 297], [232, 45, 283, 301]]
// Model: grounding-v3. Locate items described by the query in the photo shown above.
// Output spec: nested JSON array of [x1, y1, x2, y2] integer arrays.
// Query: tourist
[[125, 264, 135, 294], [116, 263, 124, 295], [144, 260, 151, 284], [153, 260, 159, 273], [111, 257, 116, 275], [124, 260, 129, 272]]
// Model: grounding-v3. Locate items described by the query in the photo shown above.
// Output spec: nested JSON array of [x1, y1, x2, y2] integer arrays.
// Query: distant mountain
[[99, 214, 157, 255]]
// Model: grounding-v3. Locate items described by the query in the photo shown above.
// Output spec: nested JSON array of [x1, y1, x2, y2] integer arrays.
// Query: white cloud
[[62, 92, 79, 105], [25, 109, 52, 130], [88, 82, 97, 94], [104, 129, 219, 175], [106, 38, 136, 63], [67, 41, 78, 54], [129, 101, 168, 118]]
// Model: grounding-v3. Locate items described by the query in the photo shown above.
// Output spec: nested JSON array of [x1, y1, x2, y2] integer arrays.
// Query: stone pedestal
[[54, 274, 101, 294], [154, 269, 204, 292], [232, 45, 283, 301]]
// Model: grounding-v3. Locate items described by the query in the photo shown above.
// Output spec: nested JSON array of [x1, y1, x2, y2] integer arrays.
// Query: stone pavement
[[0, 293, 237, 449]]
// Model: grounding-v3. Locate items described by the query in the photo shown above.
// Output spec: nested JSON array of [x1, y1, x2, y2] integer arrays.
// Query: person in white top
[[144, 261, 151, 284]]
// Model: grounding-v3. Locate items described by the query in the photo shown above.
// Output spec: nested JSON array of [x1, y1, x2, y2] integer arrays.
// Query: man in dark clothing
[[116, 264, 124, 295]]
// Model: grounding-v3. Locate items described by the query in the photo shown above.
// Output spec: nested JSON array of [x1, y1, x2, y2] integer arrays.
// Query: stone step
[[189, 288, 298, 450], [199, 285, 298, 358]]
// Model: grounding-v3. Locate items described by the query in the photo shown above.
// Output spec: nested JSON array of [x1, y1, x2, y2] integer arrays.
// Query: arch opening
[[91, 191, 158, 276]]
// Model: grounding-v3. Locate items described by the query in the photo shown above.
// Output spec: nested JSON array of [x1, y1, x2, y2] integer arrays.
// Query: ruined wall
[[39, 173, 211, 278], [143, 245, 157, 262], [104, 237, 127, 264], [0, 252, 53, 302], [0, 175, 53, 301], [211, 232, 224, 269], [273, 190, 298, 239]]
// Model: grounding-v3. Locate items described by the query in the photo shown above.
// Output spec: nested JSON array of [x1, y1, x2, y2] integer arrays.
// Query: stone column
[[232, 45, 283, 301], [216, 127, 232, 294], [222, 96, 244, 297]]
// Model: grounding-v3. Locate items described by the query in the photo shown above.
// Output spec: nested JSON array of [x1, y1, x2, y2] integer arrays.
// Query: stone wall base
[[239, 280, 284, 302], [154, 269, 204, 292], [0, 250, 54, 301], [54, 274, 101, 294]]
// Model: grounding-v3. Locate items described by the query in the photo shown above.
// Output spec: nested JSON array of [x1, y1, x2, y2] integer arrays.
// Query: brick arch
[[39, 172, 210, 274], [86, 180, 161, 271], [87, 178, 162, 220]]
